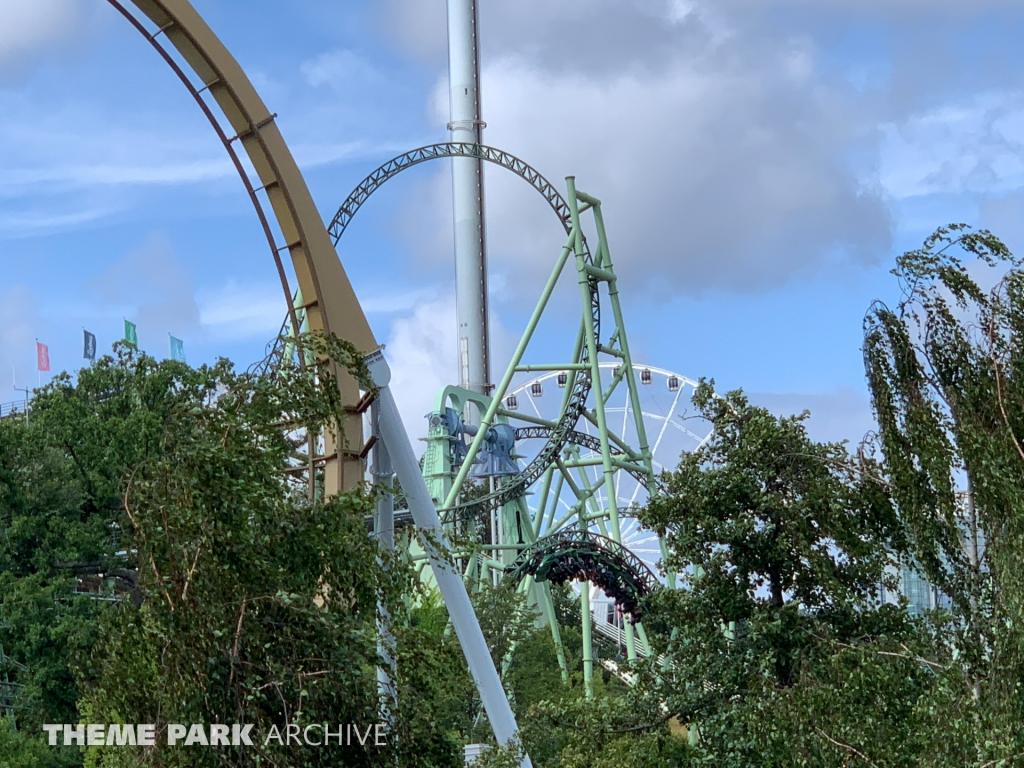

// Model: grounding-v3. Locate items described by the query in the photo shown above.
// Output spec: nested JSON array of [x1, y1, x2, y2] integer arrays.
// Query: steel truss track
[[324, 143, 603, 520], [514, 426, 652, 488], [328, 143, 574, 240], [505, 530, 659, 621]]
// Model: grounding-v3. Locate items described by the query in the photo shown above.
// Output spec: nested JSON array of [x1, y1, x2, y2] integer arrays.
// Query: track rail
[[112, 0, 376, 492], [328, 143, 574, 240], [505, 530, 659, 621], [514, 426, 652, 488], [323, 143, 603, 520]]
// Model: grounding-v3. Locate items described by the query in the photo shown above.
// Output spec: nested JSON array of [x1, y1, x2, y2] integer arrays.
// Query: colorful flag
[[170, 335, 185, 363], [36, 341, 50, 372], [83, 330, 97, 361], [124, 319, 137, 347]]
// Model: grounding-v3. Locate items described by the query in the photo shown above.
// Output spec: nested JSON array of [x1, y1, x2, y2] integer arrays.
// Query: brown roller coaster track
[[108, 0, 376, 494]]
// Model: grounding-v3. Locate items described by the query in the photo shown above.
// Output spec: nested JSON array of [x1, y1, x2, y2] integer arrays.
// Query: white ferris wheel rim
[[503, 363, 711, 582]]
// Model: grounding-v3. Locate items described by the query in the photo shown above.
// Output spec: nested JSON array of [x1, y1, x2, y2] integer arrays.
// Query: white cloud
[[0, 100, 233, 197], [0, 0, 81, 66], [92, 232, 201, 346], [383, 295, 458, 448], [0, 205, 116, 236], [301, 49, 388, 90], [880, 91, 1024, 199], [198, 282, 286, 343], [378, 286, 528, 445], [748, 387, 875, 445], [382, 0, 892, 299], [196, 280, 449, 355], [715, 0, 1024, 14], [479, 52, 888, 298], [0, 159, 233, 190], [290, 138, 419, 171], [362, 287, 439, 314]]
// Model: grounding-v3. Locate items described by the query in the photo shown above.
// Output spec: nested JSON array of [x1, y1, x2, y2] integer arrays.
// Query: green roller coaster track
[[314, 145, 677, 697]]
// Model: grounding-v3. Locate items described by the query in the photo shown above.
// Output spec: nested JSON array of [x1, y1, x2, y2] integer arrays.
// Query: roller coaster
[[318, 142, 708, 690], [22, 3, 709, 765]]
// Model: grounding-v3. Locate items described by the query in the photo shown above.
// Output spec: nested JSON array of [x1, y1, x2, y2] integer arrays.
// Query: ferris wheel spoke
[[680, 424, 709, 444], [622, 385, 685, 507], [649, 385, 684, 462], [527, 390, 543, 420], [626, 470, 648, 508], [614, 398, 631, 502]]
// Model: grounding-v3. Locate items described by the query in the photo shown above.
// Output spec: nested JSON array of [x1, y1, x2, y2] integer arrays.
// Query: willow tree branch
[[815, 727, 881, 768], [986, 310, 1024, 464]]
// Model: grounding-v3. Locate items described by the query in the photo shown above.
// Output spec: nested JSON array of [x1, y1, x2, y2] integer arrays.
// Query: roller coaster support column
[[447, 0, 490, 405], [580, 571, 595, 698], [366, 351, 532, 768], [442, 233, 576, 510], [371, 401, 397, 734], [567, 176, 637, 673], [588, 200, 672, 592]]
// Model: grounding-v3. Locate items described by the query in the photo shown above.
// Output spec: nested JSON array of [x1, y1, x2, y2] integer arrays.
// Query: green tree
[[0, 349, 150, 766], [0, 343, 464, 767], [864, 224, 1024, 764], [638, 384, 935, 766]]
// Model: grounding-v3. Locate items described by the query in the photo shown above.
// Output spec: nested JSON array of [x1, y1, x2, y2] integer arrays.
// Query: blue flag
[[83, 330, 96, 361], [170, 336, 185, 363]]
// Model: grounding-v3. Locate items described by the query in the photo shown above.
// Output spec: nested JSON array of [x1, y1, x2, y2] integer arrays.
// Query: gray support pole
[[371, 401, 397, 732], [366, 350, 532, 768], [447, 0, 490, 405]]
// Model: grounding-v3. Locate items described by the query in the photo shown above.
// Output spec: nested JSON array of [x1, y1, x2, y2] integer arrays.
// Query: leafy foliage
[[864, 224, 1024, 764], [638, 384, 935, 766], [0, 344, 461, 767]]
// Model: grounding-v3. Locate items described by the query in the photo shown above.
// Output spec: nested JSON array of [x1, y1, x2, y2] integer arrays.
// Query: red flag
[[36, 341, 50, 372]]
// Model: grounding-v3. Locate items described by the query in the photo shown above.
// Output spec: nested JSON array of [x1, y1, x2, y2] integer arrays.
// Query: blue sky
[[3, 0, 1024, 445]]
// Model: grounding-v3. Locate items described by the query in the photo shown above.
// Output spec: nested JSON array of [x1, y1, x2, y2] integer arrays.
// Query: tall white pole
[[365, 351, 532, 768], [447, 0, 490, 405], [371, 400, 397, 738]]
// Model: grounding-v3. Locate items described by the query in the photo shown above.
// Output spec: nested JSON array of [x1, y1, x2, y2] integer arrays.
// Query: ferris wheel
[[507, 363, 710, 582]]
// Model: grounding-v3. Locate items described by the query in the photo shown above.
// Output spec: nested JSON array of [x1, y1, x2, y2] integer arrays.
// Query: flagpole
[[12, 369, 30, 423], [12, 369, 29, 403]]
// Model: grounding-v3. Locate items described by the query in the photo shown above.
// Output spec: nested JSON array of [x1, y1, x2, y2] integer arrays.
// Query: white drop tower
[[447, 0, 490, 405]]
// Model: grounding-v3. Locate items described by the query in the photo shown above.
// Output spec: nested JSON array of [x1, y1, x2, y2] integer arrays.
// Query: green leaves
[[638, 383, 930, 765], [865, 224, 1024, 766], [0, 338, 461, 767], [646, 385, 900, 619]]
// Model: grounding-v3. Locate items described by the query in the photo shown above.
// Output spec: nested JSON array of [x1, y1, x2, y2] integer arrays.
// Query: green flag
[[124, 319, 137, 347], [170, 335, 185, 363]]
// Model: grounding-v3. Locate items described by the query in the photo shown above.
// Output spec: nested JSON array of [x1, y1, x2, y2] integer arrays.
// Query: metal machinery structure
[[42, 2, 531, 765], [326, 144, 709, 697]]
